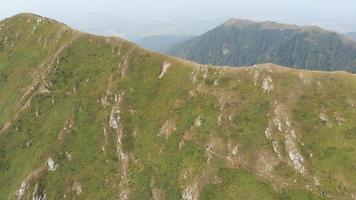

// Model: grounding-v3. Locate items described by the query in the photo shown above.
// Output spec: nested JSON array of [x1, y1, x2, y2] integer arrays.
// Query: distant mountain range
[[135, 35, 192, 52], [168, 18, 356, 72], [346, 32, 356, 41]]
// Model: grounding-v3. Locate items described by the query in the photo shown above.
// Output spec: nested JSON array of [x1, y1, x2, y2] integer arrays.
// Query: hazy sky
[[1, 0, 356, 40]]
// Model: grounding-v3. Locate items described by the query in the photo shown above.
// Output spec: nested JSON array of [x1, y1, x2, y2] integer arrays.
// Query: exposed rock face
[[182, 183, 199, 200], [109, 105, 121, 130], [194, 116, 202, 127], [158, 61, 171, 79], [15, 182, 27, 200], [319, 113, 329, 122], [108, 93, 130, 200], [265, 124, 282, 160], [351, 192, 356, 200], [46, 158, 57, 172], [72, 182, 82, 195], [31, 183, 46, 200], [284, 129, 305, 174], [266, 104, 306, 174], [262, 76, 274, 92]]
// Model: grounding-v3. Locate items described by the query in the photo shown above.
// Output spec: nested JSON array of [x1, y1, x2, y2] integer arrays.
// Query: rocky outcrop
[[158, 61, 171, 79], [265, 103, 306, 174]]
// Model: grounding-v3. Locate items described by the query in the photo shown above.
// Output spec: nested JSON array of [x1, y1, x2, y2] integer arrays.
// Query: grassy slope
[[1, 14, 356, 200]]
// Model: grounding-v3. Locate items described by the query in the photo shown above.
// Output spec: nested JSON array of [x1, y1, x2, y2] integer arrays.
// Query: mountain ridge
[[1, 13, 356, 199], [223, 18, 347, 35], [224, 18, 299, 30], [168, 18, 356, 72]]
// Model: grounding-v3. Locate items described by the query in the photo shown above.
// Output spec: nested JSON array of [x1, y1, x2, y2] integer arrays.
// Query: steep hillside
[[1, 13, 356, 200], [135, 35, 192, 52], [168, 18, 356, 73]]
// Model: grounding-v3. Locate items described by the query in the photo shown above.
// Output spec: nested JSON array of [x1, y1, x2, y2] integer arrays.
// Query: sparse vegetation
[[1, 13, 356, 200]]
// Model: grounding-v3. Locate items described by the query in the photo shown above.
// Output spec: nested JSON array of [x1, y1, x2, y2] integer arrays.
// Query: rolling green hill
[[1, 13, 356, 200], [168, 18, 356, 73]]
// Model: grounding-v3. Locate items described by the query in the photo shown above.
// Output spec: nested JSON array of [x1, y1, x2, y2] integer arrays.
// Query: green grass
[[1, 13, 356, 199], [201, 168, 277, 200]]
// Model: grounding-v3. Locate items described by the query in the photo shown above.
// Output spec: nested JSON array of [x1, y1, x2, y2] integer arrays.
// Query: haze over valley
[[1, 0, 356, 40]]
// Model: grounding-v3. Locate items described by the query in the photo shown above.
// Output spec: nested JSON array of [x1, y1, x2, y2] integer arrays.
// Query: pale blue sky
[[1, 0, 355, 40]]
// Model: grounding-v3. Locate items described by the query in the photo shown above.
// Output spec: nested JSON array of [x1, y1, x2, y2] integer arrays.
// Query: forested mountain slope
[[168, 18, 356, 73]]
